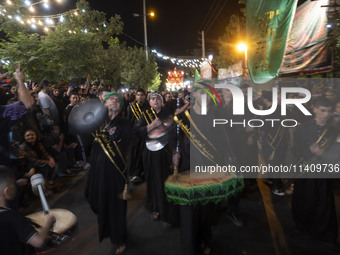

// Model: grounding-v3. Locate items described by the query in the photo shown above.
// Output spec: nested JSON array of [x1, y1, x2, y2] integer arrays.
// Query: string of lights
[[151, 49, 207, 68], [0, 1, 208, 68], [0, 0, 79, 31]]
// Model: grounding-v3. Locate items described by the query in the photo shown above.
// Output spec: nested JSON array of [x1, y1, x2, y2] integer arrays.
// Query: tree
[[0, 0, 124, 82], [91, 37, 126, 87], [214, 14, 246, 69], [0, 0, 161, 88], [0, 32, 41, 77], [120, 46, 161, 90]]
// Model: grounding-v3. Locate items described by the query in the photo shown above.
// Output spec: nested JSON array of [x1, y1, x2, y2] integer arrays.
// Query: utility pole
[[143, 0, 148, 60], [202, 30, 206, 59]]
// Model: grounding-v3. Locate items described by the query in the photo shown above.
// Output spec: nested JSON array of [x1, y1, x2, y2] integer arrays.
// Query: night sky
[[85, 0, 243, 57]]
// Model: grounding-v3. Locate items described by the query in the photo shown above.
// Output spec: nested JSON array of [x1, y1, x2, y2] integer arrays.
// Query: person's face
[[51, 126, 60, 136], [178, 92, 184, 99], [325, 92, 336, 102], [24, 130, 37, 143], [165, 94, 172, 102], [335, 103, 340, 114], [100, 91, 109, 102], [53, 89, 60, 97], [70, 95, 79, 105], [313, 106, 332, 123], [149, 95, 162, 110], [10, 86, 17, 95], [31, 93, 38, 103], [136, 92, 146, 104], [105, 95, 121, 112]]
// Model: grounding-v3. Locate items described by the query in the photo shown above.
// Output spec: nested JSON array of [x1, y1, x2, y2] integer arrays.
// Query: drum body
[[165, 171, 244, 206]]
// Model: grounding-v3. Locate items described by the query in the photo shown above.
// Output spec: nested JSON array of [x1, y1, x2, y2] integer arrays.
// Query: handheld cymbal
[[68, 99, 107, 135]]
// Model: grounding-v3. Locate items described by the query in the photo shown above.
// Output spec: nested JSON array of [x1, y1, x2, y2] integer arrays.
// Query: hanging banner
[[280, 0, 329, 74], [246, 0, 298, 84]]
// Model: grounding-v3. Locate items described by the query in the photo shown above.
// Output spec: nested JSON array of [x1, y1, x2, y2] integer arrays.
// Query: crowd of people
[[1, 72, 340, 254]]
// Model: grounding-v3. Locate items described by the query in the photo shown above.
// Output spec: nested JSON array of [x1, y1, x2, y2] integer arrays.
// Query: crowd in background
[[1, 73, 340, 254]]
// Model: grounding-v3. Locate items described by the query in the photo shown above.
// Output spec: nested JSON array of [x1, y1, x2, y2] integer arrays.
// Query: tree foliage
[[121, 46, 161, 90], [214, 14, 246, 69], [0, 0, 161, 90]]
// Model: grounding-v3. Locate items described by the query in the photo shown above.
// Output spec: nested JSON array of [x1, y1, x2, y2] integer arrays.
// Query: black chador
[[85, 116, 131, 246], [135, 107, 172, 221], [293, 120, 338, 243], [126, 101, 150, 179]]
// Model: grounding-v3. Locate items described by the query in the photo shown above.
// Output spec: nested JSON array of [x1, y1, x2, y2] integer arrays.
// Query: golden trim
[[93, 132, 127, 182]]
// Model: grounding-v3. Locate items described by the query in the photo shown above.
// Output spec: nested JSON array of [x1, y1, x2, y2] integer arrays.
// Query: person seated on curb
[[0, 165, 56, 255], [19, 129, 56, 196]]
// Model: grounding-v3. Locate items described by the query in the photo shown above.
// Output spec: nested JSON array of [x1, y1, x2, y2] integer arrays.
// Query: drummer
[[0, 165, 56, 254], [170, 83, 239, 255], [134, 92, 173, 223]]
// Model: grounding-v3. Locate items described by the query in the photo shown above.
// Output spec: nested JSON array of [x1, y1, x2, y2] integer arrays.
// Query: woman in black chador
[[85, 92, 131, 254]]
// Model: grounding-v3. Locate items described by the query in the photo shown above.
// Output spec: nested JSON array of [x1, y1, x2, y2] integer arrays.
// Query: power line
[[121, 32, 144, 46], [198, 0, 218, 31], [202, 0, 223, 32], [205, 0, 229, 34]]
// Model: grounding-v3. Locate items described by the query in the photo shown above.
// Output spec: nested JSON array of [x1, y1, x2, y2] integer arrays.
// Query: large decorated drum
[[165, 171, 244, 206]]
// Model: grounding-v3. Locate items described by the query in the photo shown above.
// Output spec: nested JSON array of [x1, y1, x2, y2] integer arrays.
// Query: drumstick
[[31, 174, 50, 214]]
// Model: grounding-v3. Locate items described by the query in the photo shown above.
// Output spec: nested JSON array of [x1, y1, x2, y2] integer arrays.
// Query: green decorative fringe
[[165, 177, 244, 206]]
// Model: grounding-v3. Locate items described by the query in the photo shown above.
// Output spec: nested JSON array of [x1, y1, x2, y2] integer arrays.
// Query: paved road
[[24, 171, 340, 255]]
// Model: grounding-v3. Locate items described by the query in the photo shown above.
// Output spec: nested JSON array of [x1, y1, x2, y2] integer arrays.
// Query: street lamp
[[133, 0, 155, 60], [237, 43, 248, 77]]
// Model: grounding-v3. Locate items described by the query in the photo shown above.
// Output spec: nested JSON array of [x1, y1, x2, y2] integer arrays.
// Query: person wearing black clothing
[[85, 92, 131, 255], [134, 92, 172, 222], [293, 97, 338, 247], [50, 87, 65, 129], [260, 90, 289, 196], [126, 88, 149, 183], [0, 165, 56, 255], [170, 87, 239, 255]]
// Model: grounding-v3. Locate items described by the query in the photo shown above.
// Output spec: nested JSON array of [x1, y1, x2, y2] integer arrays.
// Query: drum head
[[26, 208, 77, 234]]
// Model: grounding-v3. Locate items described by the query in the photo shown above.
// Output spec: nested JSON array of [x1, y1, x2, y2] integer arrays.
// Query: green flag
[[194, 69, 201, 82], [246, 0, 297, 84]]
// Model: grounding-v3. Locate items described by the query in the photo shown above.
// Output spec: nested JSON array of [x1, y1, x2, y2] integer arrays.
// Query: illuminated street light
[[237, 43, 248, 78], [133, 2, 156, 60], [237, 43, 247, 52]]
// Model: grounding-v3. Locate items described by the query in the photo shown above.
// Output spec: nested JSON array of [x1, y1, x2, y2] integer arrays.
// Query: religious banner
[[246, 0, 298, 84], [280, 0, 329, 74]]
